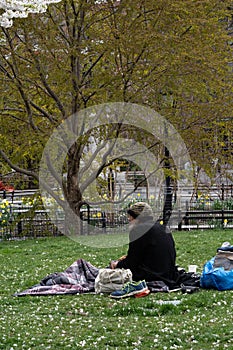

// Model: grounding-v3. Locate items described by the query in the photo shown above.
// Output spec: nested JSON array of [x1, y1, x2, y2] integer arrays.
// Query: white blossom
[[0, 0, 62, 28]]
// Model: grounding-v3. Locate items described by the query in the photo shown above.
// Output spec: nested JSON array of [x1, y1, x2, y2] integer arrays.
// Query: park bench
[[178, 209, 233, 230]]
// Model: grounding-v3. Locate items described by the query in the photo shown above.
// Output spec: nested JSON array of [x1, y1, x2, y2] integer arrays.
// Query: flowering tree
[[0, 0, 62, 28], [0, 0, 232, 235]]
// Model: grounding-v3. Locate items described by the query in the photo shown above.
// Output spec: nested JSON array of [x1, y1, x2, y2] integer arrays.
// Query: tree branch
[[0, 150, 39, 180], [30, 101, 57, 124], [3, 28, 39, 131]]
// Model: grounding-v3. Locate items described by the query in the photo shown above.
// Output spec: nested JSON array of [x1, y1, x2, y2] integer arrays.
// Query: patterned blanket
[[14, 259, 200, 296], [14, 259, 99, 296]]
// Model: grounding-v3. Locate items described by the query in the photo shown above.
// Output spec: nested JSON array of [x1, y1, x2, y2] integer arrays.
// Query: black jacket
[[116, 219, 178, 286]]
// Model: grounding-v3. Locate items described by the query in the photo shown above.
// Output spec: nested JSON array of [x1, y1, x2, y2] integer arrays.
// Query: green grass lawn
[[1, 229, 233, 349]]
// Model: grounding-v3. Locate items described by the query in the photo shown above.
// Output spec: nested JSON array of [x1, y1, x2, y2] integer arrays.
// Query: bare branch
[[80, 125, 123, 192], [87, 161, 163, 206], [79, 140, 109, 179], [43, 152, 64, 189]]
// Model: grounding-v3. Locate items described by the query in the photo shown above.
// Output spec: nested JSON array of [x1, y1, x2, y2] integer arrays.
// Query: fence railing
[[2, 207, 233, 239], [0, 203, 130, 239], [1, 188, 233, 238], [80, 208, 129, 235], [0, 189, 37, 201], [0, 208, 61, 239]]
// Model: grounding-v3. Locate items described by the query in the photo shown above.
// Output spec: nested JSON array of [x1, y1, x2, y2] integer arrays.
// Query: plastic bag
[[200, 254, 233, 291]]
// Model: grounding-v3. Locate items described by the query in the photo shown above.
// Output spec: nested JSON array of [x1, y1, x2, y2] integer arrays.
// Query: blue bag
[[200, 252, 233, 291]]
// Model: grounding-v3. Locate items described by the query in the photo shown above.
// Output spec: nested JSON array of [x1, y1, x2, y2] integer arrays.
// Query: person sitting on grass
[[110, 202, 179, 297]]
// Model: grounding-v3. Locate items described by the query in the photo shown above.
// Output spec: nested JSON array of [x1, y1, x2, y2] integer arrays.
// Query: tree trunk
[[64, 143, 84, 235]]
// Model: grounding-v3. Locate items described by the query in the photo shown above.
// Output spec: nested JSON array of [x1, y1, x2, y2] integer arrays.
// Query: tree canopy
[[0, 0, 233, 227]]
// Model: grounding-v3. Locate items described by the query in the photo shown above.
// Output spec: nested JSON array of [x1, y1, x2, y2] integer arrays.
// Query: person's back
[[116, 202, 178, 287], [129, 220, 177, 283]]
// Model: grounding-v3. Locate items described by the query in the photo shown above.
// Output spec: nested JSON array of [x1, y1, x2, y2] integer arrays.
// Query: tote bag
[[95, 268, 132, 294]]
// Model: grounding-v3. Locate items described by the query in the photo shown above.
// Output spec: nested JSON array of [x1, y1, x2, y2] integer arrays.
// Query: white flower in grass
[[79, 340, 86, 347]]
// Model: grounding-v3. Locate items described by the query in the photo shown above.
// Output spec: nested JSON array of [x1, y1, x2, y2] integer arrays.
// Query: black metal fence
[[80, 207, 129, 235], [0, 210, 61, 239], [0, 199, 130, 239], [1, 187, 233, 239]]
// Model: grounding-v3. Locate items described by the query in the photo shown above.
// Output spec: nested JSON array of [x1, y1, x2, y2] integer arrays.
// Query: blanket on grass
[[14, 259, 200, 297], [14, 259, 99, 296]]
